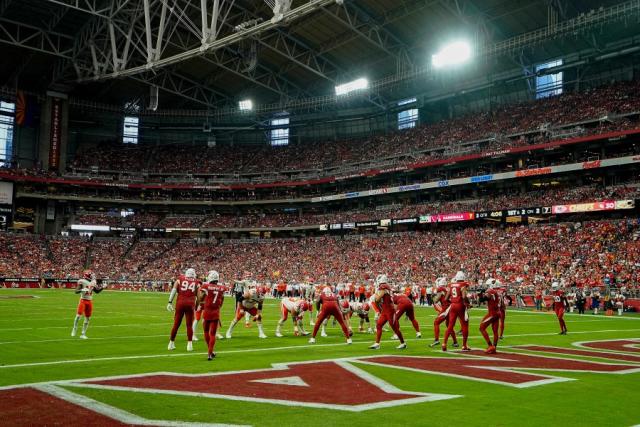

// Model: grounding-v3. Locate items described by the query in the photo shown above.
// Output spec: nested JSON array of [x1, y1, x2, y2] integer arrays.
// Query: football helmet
[[375, 274, 388, 286], [362, 302, 371, 312], [453, 271, 466, 282], [185, 268, 196, 279], [83, 269, 93, 280], [207, 270, 219, 283]]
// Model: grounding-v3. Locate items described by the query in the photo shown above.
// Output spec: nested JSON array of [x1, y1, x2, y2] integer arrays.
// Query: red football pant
[[443, 304, 468, 347], [555, 308, 567, 332], [395, 303, 419, 333], [498, 309, 506, 337], [434, 311, 457, 343], [311, 303, 350, 339], [203, 319, 220, 354], [375, 310, 404, 344], [170, 303, 194, 341], [479, 313, 500, 346]]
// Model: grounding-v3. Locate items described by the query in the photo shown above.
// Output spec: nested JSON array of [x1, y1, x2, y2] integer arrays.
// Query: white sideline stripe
[[0, 322, 169, 332], [1, 328, 639, 371], [35, 384, 248, 427]]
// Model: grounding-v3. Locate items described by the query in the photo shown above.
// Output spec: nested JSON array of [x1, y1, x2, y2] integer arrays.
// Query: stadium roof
[[0, 0, 639, 112]]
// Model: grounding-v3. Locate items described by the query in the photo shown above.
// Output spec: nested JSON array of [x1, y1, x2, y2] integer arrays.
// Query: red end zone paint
[[0, 388, 133, 427], [362, 349, 640, 388], [579, 339, 640, 354], [82, 361, 456, 410], [516, 345, 640, 363]]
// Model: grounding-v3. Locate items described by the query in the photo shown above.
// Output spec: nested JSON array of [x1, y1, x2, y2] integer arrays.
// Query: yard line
[[0, 328, 639, 371], [0, 322, 169, 332]]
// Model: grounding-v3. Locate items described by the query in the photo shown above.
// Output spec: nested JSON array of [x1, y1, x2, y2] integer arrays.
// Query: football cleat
[[71, 328, 77, 337], [275, 332, 283, 338], [168, 341, 176, 350], [452, 342, 459, 348], [192, 335, 199, 342], [369, 343, 380, 350], [225, 332, 232, 339], [207, 353, 216, 361], [258, 333, 267, 339], [396, 343, 407, 350], [308, 337, 316, 344], [79, 334, 88, 340], [499, 336, 504, 340], [187, 342, 193, 352], [321, 331, 328, 338], [390, 334, 399, 340], [216, 334, 224, 340], [415, 332, 422, 338], [485, 346, 497, 354], [346, 338, 353, 345], [367, 328, 373, 334], [461, 346, 472, 352], [429, 340, 440, 348]]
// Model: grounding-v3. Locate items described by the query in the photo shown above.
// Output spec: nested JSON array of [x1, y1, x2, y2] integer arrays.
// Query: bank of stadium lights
[[239, 99, 253, 111], [432, 41, 472, 69], [335, 78, 369, 96]]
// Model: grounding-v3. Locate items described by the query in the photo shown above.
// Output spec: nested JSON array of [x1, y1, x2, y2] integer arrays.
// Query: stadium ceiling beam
[[0, 17, 74, 58], [73, 0, 337, 81], [40, 0, 118, 19], [320, 1, 415, 71]]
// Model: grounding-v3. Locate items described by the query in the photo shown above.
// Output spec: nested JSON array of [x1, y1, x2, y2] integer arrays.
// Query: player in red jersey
[[429, 277, 458, 348], [369, 275, 406, 350], [196, 270, 227, 360], [71, 270, 104, 339], [308, 286, 352, 344], [392, 287, 421, 338], [552, 282, 568, 335], [479, 278, 502, 354], [442, 271, 471, 352], [167, 268, 200, 351]]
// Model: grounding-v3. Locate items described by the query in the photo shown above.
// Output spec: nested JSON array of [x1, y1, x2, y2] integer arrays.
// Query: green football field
[[1, 288, 639, 427]]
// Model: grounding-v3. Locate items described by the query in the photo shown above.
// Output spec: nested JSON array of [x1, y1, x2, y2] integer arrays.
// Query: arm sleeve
[[168, 286, 177, 303]]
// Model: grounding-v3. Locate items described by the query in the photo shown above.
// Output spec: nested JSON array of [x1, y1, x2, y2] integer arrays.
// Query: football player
[[275, 297, 311, 337], [430, 277, 458, 348], [308, 286, 352, 344], [167, 268, 200, 351], [442, 271, 471, 352], [350, 301, 373, 333], [614, 292, 626, 316], [392, 286, 421, 338], [479, 278, 502, 354], [369, 275, 406, 350], [196, 270, 227, 360], [226, 286, 267, 339], [71, 269, 104, 339], [552, 282, 568, 335]]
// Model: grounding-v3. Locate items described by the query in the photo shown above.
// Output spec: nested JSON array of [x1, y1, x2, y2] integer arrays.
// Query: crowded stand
[[67, 79, 640, 179], [1, 219, 639, 299]]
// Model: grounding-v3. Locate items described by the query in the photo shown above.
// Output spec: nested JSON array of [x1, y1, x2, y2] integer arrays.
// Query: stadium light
[[432, 41, 472, 68], [335, 78, 369, 96], [239, 99, 253, 111]]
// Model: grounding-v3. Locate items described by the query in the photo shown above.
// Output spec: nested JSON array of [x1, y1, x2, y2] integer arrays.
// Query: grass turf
[[1, 288, 639, 426]]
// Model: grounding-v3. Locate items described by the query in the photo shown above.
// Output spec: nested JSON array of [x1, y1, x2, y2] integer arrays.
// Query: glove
[[166, 303, 174, 312]]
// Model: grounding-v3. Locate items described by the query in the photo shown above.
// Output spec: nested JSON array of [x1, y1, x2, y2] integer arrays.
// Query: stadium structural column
[[38, 92, 69, 173]]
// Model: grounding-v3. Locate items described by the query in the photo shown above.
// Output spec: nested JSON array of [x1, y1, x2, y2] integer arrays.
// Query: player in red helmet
[[442, 271, 471, 352], [275, 297, 311, 337], [369, 274, 406, 350], [71, 269, 104, 339]]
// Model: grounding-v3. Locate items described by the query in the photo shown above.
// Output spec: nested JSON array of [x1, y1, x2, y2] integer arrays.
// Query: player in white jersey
[[71, 270, 104, 339], [349, 301, 373, 333], [275, 297, 311, 337], [226, 286, 267, 338]]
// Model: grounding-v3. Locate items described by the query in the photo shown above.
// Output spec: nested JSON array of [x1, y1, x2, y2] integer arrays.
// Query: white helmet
[[185, 268, 196, 279], [207, 270, 219, 283], [551, 281, 559, 289], [375, 274, 388, 286], [485, 278, 496, 287], [454, 271, 466, 282]]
